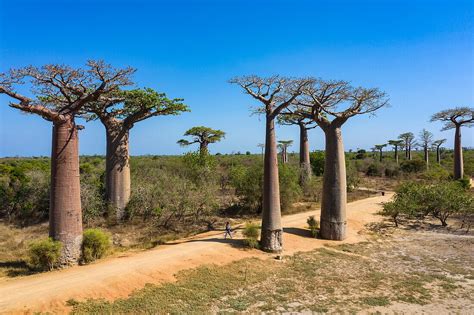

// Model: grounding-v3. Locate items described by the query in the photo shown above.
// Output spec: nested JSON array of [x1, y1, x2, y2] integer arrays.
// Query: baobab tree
[[278, 113, 317, 184], [0, 61, 134, 265], [86, 88, 188, 220], [374, 144, 387, 162], [278, 140, 293, 164], [399, 132, 415, 160], [432, 139, 447, 164], [229, 75, 313, 252], [257, 143, 265, 159], [177, 126, 225, 156], [431, 107, 474, 179], [295, 79, 389, 240], [419, 129, 433, 167], [388, 140, 404, 164]]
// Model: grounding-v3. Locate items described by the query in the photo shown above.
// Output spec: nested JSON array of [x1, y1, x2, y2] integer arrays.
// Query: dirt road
[[0, 193, 392, 314]]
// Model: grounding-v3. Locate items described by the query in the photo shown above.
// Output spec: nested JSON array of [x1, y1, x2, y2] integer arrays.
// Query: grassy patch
[[72, 233, 473, 313]]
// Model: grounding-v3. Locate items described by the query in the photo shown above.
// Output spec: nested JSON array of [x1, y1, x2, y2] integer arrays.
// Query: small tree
[[432, 139, 447, 164], [430, 107, 474, 179], [419, 129, 433, 168], [0, 61, 133, 265], [277, 140, 293, 164], [399, 132, 415, 160], [295, 79, 389, 240], [388, 140, 404, 164], [86, 88, 188, 220], [374, 144, 387, 162], [229, 75, 313, 252], [178, 126, 225, 156]]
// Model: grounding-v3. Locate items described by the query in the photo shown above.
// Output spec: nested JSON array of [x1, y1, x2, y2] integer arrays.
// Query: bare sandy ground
[[0, 193, 392, 314]]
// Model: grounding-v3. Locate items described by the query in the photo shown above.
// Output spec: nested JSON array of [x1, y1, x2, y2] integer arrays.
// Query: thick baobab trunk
[[199, 141, 209, 156], [454, 125, 463, 179], [299, 124, 312, 185], [408, 145, 412, 160], [106, 126, 131, 221], [394, 146, 399, 164], [50, 119, 83, 265], [320, 126, 347, 240], [261, 117, 283, 252], [379, 149, 383, 162], [436, 147, 441, 164]]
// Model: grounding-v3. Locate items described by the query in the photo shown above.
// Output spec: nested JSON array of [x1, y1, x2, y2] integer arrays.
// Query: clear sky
[[0, 0, 472, 157]]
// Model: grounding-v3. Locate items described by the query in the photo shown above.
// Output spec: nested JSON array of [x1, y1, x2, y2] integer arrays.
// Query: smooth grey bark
[[50, 119, 83, 265], [424, 146, 429, 167], [454, 125, 463, 179], [105, 123, 131, 221], [299, 123, 312, 185], [394, 146, 399, 164], [261, 117, 283, 252], [320, 125, 347, 240]]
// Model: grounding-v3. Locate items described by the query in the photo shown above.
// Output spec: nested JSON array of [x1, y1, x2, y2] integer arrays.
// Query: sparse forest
[[0, 1, 473, 311]]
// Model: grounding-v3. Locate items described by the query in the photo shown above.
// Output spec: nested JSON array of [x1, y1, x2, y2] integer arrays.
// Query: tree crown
[[0, 60, 135, 123], [293, 78, 389, 129], [85, 87, 188, 128], [177, 126, 225, 146], [229, 75, 314, 119], [430, 107, 474, 130]]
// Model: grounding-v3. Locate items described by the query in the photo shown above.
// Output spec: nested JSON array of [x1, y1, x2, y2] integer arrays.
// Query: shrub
[[242, 222, 260, 249], [307, 215, 319, 237], [229, 164, 263, 213], [384, 164, 400, 178], [279, 164, 302, 212], [366, 163, 384, 177], [28, 238, 62, 271], [400, 160, 426, 173], [346, 162, 360, 192], [380, 181, 474, 227], [82, 229, 111, 263], [310, 151, 325, 176]]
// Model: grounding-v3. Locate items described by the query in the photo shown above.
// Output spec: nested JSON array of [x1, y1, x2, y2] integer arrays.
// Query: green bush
[[279, 164, 302, 212], [229, 164, 263, 213], [310, 151, 325, 176], [346, 162, 360, 192], [384, 164, 400, 178], [307, 215, 319, 237], [366, 163, 384, 177], [28, 238, 62, 271], [400, 160, 426, 173], [380, 181, 473, 227], [82, 229, 111, 263], [242, 222, 260, 249]]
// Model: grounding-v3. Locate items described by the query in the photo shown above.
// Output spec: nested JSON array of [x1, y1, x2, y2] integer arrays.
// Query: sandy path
[[0, 193, 392, 314]]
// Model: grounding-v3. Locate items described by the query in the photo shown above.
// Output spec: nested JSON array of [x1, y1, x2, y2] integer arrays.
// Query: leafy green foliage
[[28, 238, 62, 271], [400, 160, 426, 173], [82, 229, 111, 263], [242, 222, 260, 249], [380, 181, 473, 227], [0, 159, 50, 225], [310, 151, 325, 176], [229, 163, 264, 213]]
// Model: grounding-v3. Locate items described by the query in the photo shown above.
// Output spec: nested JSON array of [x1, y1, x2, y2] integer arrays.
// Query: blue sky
[[0, 0, 472, 156]]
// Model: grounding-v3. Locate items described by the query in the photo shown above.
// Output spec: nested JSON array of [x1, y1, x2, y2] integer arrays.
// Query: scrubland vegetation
[[1, 148, 472, 276]]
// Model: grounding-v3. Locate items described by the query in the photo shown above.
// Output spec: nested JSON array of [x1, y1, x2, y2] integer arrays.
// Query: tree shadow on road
[[283, 227, 313, 238]]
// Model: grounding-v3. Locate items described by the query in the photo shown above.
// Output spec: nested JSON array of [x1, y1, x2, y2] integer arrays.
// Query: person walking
[[224, 221, 233, 239]]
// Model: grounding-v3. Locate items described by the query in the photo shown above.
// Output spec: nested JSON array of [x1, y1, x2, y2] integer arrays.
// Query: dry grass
[[71, 228, 474, 313]]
